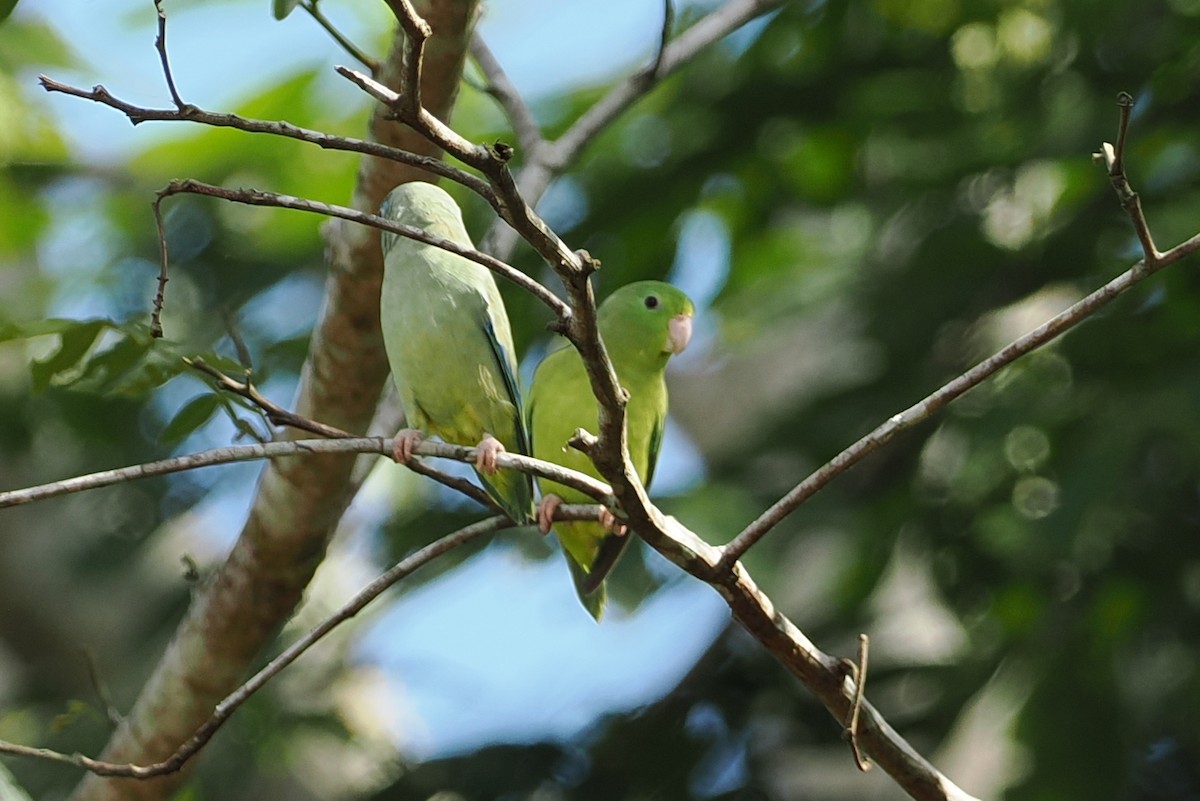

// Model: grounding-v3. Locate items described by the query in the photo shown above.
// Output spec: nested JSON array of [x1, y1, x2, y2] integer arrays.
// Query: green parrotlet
[[379, 181, 532, 523], [528, 280, 694, 619]]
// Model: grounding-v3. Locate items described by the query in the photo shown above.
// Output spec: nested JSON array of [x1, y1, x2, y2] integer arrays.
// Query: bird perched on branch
[[529, 280, 694, 619], [379, 181, 532, 523]]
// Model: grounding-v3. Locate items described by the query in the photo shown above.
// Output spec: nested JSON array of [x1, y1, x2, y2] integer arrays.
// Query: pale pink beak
[[667, 313, 693, 355]]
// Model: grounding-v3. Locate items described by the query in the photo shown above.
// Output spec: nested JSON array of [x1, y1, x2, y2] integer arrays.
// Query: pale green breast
[[529, 342, 667, 568]]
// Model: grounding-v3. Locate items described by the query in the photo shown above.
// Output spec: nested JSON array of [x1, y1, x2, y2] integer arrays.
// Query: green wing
[[486, 315, 529, 458], [478, 315, 532, 522], [643, 412, 664, 492]]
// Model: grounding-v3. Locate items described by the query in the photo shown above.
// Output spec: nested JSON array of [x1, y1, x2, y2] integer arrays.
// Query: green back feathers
[[379, 182, 533, 523]]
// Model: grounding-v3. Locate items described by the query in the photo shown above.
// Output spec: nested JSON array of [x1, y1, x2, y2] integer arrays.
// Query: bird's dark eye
[[644, 295, 659, 309]]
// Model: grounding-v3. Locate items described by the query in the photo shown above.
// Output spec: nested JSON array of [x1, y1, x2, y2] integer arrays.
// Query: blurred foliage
[[3, 0, 1200, 799]]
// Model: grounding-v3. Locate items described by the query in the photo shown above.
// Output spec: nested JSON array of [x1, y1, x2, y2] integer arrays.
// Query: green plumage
[[379, 182, 532, 523], [529, 281, 695, 619]]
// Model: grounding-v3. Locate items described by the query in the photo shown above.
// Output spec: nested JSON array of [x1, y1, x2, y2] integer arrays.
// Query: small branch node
[[568, 428, 599, 455], [491, 140, 515, 162], [548, 313, 572, 336], [570, 249, 600, 278]]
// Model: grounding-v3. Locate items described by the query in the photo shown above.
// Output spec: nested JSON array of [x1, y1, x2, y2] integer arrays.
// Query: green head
[[378, 181, 466, 256], [597, 281, 695, 370]]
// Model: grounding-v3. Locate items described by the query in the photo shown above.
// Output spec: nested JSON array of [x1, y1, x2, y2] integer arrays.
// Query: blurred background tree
[[2, 0, 1200, 799]]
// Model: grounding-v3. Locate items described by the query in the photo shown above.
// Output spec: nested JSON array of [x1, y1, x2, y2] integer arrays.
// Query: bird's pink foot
[[392, 428, 424, 464], [598, 507, 628, 537], [474, 433, 505, 474], [536, 494, 562, 535]]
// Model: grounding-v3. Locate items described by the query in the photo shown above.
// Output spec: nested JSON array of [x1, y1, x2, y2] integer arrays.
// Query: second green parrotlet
[[379, 181, 533, 523], [529, 280, 694, 619]]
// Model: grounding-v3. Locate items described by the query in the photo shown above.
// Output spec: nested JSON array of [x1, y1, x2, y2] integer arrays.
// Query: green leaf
[[0, 18, 75, 71], [272, 0, 301, 21], [161, 393, 222, 444], [0, 317, 94, 343], [106, 349, 189, 398], [30, 320, 107, 392], [72, 334, 159, 395]]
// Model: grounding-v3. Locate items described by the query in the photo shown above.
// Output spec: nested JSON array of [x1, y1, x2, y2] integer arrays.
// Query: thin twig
[[1111, 91, 1133, 178], [301, 0, 379, 74], [484, 0, 786, 262], [0, 516, 508, 778], [1094, 93, 1159, 263], [82, 648, 123, 729], [37, 75, 495, 204], [842, 634, 871, 772], [186, 357, 499, 511], [650, 0, 675, 79], [152, 0, 186, 109], [218, 312, 254, 371], [469, 36, 545, 156], [149, 195, 171, 338], [155, 179, 569, 318], [336, 63, 584, 275], [188, 357, 348, 440], [558, 0, 783, 165]]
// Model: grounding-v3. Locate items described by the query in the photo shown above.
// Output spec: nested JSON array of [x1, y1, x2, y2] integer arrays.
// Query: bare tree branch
[[0, 438, 613, 513], [37, 76, 494, 204], [557, 0, 781, 162], [842, 634, 872, 772], [718, 102, 1200, 567], [719, 246, 1190, 564], [484, 0, 787, 261], [0, 516, 508, 779], [151, 0, 185, 110], [469, 35, 545, 156], [149, 191, 171, 338], [300, 0, 380, 74], [186, 358, 501, 510], [387, 0, 433, 118], [1097, 92, 1160, 263], [0, 421, 977, 799], [336, 63, 585, 273], [153, 179, 569, 319]]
